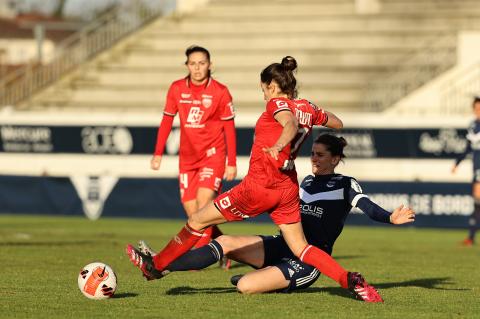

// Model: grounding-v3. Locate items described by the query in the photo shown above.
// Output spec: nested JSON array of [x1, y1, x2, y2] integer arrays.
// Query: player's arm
[[263, 110, 298, 160], [355, 198, 415, 225], [324, 110, 343, 129], [452, 134, 471, 173], [151, 86, 177, 170], [220, 91, 237, 181], [348, 178, 414, 225]]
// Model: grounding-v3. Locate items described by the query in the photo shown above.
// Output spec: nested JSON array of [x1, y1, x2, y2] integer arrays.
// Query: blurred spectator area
[[0, 15, 80, 77]]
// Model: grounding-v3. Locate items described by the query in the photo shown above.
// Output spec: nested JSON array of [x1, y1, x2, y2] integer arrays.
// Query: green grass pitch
[[0, 215, 478, 319]]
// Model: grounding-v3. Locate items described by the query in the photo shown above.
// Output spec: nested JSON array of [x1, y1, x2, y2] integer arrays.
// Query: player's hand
[[262, 144, 282, 161], [150, 155, 162, 170], [224, 166, 237, 181], [390, 204, 415, 225]]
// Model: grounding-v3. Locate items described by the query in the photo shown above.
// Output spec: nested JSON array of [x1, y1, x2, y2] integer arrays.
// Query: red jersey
[[247, 97, 328, 189], [163, 77, 235, 170]]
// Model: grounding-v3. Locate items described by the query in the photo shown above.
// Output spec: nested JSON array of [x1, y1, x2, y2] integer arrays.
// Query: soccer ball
[[78, 262, 117, 300]]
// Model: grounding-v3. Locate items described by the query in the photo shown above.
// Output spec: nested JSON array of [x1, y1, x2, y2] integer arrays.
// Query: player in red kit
[[127, 56, 384, 302], [151, 46, 236, 258]]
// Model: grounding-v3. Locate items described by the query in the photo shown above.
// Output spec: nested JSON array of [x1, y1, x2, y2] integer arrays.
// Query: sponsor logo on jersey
[[219, 196, 232, 209], [179, 100, 192, 104], [186, 107, 205, 127], [181, 93, 191, 98], [300, 204, 324, 218], [275, 100, 289, 109]]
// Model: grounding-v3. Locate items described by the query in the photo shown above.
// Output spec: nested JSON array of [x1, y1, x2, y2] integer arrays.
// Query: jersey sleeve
[[346, 177, 368, 207], [310, 101, 328, 126], [219, 89, 235, 120], [266, 98, 292, 118], [163, 84, 178, 116], [347, 177, 391, 223]]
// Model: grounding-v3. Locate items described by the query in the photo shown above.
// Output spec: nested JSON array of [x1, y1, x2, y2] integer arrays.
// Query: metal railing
[[441, 61, 480, 114], [0, 0, 173, 108], [365, 33, 457, 111]]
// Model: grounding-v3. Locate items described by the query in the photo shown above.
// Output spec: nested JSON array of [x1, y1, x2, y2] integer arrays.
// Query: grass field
[[0, 215, 478, 319]]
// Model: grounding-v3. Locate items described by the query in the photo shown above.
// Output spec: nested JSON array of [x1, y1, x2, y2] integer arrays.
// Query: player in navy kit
[[127, 56, 385, 302], [452, 96, 480, 246], [138, 133, 415, 296]]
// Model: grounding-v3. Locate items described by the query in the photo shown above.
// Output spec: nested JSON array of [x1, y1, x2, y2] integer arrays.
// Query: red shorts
[[214, 177, 300, 225], [179, 162, 225, 203]]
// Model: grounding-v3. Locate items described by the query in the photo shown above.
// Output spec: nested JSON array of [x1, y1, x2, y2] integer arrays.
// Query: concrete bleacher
[[21, 0, 480, 113]]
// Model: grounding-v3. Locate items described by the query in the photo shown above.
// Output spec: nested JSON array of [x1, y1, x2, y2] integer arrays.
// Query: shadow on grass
[[299, 277, 469, 300], [113, 293, 138, 299], [166, 286, 237, 295], [0, 240, 96, 247]]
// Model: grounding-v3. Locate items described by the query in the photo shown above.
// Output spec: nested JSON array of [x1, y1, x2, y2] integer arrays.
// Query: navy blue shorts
[[261, 235, 321, 293]]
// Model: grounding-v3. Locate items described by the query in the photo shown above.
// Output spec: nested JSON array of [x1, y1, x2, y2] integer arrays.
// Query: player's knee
[[236, 277, 258, 294], [214, 235, 233, 254]]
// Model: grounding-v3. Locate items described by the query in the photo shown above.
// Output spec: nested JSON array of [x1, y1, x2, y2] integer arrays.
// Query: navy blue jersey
[[456, 120, 480, 177], [299, 174, 390, 253]]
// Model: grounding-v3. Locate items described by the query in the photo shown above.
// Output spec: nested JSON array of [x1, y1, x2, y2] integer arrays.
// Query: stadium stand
[[1, 0, 479, 114]]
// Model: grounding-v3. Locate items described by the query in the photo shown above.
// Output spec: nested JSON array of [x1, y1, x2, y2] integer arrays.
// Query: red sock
[[300, 245, 349, 288], [211, 225, 223, 238], [193, 227, 213, 248], [153, 223, 204, 271]]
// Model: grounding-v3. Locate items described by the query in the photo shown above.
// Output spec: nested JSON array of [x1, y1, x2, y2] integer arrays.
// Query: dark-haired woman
[[151, 45, 237, 250], [452, 97, 480, 246], [127, 56, 385, 302], [138, 134, 415, 297]]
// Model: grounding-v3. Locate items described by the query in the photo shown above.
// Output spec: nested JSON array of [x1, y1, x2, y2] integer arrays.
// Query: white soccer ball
[[78, 262, 117, 300]]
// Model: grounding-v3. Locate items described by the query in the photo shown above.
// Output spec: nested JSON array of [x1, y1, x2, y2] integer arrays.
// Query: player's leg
[[126, 201, 227, 278], [193, 164, 225, 249], [465, 181, 480, 245], [235, 258, 320, 294], [278, 223, 383, 302], [276, 222, 348, 288], [179, 170, 198, 217], [163, 235, 264, 272], [193, 187, 219, 248], [235, 266, 289, 294]]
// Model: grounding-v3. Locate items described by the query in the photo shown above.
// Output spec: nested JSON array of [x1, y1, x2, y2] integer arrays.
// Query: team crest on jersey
[[202, 97, 212, 108], [350, 179, 363, 193]]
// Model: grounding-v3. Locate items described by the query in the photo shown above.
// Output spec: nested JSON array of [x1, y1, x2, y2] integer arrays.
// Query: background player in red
[[151, 46, 237, 251], [127, 56, 383, 302]]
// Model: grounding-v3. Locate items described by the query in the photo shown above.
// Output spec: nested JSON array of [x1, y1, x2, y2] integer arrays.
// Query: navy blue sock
[[468, 203, 480, 241], [166, 239, 224, 271]]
